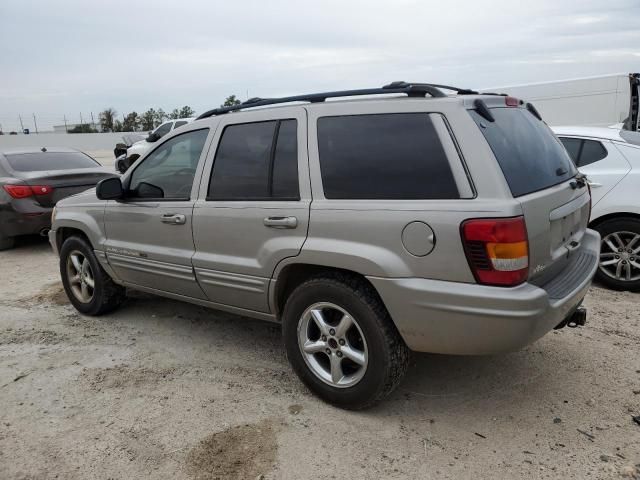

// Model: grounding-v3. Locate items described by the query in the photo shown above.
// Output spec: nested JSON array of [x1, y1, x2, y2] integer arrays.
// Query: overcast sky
[[1, 0, 639, 131]]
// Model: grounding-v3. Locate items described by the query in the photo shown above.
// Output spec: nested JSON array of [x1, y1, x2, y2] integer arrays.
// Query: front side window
[[317, 113, 459, 199], [208, 119, 299, 200], [174, 121, 188, 129], [128, 128, 209, 200]]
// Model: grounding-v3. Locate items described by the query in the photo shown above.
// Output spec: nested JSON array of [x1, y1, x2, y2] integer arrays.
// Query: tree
[[113, 120, 123, 132], [169, 108, 181, 120], [154, 108, 167, 127], [68, 123, 98, 134], [221, 95, 241, 107], [122, 112, 140, 132], [178, 105, 195, 118], [140, 108, 157, 131], [99, 108, 117, 132]]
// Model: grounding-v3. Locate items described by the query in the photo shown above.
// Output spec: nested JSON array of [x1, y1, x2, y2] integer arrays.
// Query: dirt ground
[[1, 236, 639, 480]]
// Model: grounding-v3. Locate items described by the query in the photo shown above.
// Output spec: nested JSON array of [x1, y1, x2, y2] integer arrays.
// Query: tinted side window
[[208, 119, 299, 200], [272, 120, 299, 199], [559, 137, 582, 164], [317, 113, 459, 199], [129, 128, 209, 200], [174, 121, 188, 129], [154, 122, 172, 137], [579, 139, 608, 167]]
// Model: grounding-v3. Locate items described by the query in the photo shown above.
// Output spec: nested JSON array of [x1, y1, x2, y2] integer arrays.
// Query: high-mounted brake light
[[505, 96, 520, 107], [3, 184, 54, 199], [461, 216, 529, 287]]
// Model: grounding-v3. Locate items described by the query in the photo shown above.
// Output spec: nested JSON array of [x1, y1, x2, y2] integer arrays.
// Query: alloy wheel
[[599, 231, 640, 282], [297, 302, 368, 388], [66, 250, 95, 303]]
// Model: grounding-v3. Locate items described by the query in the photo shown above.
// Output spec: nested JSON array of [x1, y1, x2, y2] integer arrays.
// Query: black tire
[[593, 216, 640, 291], [0, 235, 15, 251], [282, 273, 410, 410], [59, 236, 126, 315]]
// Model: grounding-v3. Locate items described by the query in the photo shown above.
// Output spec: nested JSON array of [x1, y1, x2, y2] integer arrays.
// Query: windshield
[[470, 107, 576, 197], [5, 152, 99, 171]]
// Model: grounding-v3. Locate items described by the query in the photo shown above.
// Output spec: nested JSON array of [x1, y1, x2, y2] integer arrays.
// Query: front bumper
[[368, 229, 600, 355], [48, 228, 59, 255]]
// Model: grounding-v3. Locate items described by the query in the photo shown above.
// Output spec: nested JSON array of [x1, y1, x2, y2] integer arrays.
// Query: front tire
[[59, 236, 126, 315], [594, 217, 640, 291], [282, 273, 410, 410]]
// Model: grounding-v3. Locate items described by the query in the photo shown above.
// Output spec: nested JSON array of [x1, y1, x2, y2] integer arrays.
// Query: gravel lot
[[1, 225, 639, 478]]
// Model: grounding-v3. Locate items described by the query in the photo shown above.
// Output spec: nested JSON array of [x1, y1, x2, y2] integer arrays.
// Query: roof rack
[[196, 81, 477, 119]]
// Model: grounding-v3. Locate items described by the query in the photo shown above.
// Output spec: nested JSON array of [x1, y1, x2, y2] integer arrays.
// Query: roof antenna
[[41, 147, 47, 152]]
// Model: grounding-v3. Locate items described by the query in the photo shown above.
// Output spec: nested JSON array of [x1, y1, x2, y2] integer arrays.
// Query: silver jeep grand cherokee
[[49, 82, 599, 409]]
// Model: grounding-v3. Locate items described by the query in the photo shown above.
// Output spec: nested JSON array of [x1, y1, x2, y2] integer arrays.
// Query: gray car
[[0, 147, 117, 250], [49, 82, 599, 409]]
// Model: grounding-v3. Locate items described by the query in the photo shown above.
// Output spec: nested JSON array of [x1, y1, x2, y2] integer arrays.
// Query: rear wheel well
[[274, 264, 383, 318], [590, 212, 640, 229], [56, 227, 92, 251]]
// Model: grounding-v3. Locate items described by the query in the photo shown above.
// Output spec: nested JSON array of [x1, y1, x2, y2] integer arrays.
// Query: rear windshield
[[470, 108, 576, 197], [5, 152, 99, 171]]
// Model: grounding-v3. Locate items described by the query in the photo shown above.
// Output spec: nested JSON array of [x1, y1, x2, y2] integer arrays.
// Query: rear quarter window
[[317, 113, 459, 199], [470, 108, 576, 197]]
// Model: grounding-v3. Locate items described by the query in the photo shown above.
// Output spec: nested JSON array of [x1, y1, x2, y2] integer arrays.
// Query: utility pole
[[80, 112, 83, 125], [90, 112, 95, 130], [32, 114, 38, 134], [18, 115, 24, 133], [64, 115, 68, 133]]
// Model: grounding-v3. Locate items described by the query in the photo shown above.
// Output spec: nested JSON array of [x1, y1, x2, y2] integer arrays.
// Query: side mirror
[[96, 177, 124, 200], [146, 132, 160, 142]]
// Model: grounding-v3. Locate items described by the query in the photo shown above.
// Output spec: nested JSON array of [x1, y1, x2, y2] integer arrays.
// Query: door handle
[[263, 216, 297, 229], [161, 213, 186, 225], [587, 181, 602, 188]]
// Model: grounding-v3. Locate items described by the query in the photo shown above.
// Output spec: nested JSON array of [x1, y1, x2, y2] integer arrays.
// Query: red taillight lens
[[3, 184, 54, 199], [505, 96, 520, 107], [461, 216, 529, 287]]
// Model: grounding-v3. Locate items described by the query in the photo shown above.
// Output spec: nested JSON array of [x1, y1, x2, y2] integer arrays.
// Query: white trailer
[[484, 73, 640, 129]]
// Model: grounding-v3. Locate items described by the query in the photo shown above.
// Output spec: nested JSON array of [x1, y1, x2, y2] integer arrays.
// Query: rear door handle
[[161, 213, 186, 225], [587, 181, 602, 188], [263, 216, 297, 229]]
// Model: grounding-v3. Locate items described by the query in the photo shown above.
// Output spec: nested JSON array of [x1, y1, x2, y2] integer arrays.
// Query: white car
[[553, 126, 640, 291], [115, 118, 194, 173]]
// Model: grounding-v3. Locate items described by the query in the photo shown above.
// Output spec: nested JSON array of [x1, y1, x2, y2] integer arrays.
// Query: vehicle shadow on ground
[[105, 291, 591, 421]]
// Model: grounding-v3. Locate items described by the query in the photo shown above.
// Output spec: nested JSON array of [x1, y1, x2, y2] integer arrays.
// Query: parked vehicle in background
[[0, 147, 118, 250], [553, 126, 640, 291], [488, 73, 640, 129], [49, 83, 598, 409], [114, 118, 194, 173]]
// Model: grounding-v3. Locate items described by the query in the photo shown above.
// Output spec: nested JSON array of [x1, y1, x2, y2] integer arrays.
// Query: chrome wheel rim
[[66, 250, 95, 303], [297, 302, 368, 388], [599, 231, 640, 282]]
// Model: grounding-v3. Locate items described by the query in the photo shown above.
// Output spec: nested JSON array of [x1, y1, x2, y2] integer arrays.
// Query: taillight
[[3, 184, 54, 199], [461, 216, 529, 287]]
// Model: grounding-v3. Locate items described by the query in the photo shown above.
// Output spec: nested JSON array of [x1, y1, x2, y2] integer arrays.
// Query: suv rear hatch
[[469, 99, 591, 283]]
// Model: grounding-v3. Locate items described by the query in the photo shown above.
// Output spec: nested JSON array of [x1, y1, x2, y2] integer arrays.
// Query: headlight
[[51, 206, 57, 224]]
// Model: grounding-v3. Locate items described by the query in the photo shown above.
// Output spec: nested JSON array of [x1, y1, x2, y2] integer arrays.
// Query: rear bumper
[[0, 203, 52, 238], [368, 229, 600, 355]]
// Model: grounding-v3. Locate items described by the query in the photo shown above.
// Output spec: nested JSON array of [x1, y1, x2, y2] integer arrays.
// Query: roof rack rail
[[196, 81, 463, 119], [382, 81, 479, 95]]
